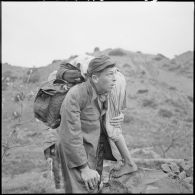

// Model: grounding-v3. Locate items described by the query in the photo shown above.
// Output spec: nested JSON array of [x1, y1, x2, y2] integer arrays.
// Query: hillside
[[2, 48, 193, 193]]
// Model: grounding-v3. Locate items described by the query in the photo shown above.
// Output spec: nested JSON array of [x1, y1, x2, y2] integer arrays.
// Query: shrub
[[3, 70, 17, 81], [122, 63, 131, 68], [153, 56, 163, 61], [2, 81, 9, 91], [158, 108, 173, 118], [169, 86, 177, 90], [187, 96, 193, 103], [2, 71, 18, 90], [165, 98, 186, 111], [142, 98, 157, 108], [184, 117, 193, 123], [168, 64, 181, 71], [94, 47, 100, 53], [3, 70, 13, 79], [123, 115, 134, 123], [29, 72, 40, 83], [137, 89, 148, 94], [108, 49, 126, 56]]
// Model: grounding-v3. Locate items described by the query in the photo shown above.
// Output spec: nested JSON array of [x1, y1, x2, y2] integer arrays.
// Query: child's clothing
[[105, 68, 127, 161]]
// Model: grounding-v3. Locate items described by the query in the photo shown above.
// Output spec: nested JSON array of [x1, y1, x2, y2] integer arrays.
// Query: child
[[106, 68, 137, 177]]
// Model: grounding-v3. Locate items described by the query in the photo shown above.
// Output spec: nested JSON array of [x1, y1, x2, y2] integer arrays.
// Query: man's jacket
[[57, 79, 116, 193]]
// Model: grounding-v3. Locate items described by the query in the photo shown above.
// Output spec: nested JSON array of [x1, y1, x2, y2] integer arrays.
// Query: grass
[[2, 52, 193, 193]]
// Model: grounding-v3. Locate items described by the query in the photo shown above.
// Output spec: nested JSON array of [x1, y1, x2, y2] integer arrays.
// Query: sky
[[2, 2, 194, 67]]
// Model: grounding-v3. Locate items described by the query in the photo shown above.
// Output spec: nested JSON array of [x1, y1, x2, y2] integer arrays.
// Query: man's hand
[[80, 165, 100, 192], [110, 112, 124, 128], [47, 157, 53, 164]]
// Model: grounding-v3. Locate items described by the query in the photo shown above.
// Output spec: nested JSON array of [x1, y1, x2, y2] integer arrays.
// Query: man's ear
[[91, 74, 99, 83]]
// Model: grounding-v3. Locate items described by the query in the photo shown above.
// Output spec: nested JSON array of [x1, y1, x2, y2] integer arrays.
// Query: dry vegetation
[[2, 48, 193, 193]]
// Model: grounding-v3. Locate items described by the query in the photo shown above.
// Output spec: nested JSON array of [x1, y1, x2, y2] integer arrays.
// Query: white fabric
[[69, 54, 94, 77], [48, 70, 57, 82]]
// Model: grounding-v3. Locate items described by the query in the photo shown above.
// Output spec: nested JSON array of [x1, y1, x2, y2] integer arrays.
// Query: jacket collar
[[86, 79, 98, 102]]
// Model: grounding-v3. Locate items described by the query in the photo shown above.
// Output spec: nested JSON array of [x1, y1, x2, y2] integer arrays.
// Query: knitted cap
[[87, 55, 116, 76]]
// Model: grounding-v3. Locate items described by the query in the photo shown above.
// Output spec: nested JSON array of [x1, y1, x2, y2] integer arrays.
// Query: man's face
[[93, 67, 116, 94]]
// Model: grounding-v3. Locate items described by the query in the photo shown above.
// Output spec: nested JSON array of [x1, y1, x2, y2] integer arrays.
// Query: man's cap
[[87, 55, 116, 77]]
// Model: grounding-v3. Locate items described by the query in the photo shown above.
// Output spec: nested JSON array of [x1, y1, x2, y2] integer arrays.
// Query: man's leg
[[52, 155, 61, 189], [52, 145, 61, 189]]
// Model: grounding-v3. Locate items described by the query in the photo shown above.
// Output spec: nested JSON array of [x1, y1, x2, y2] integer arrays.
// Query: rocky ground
[[2, 48, 193, 193]]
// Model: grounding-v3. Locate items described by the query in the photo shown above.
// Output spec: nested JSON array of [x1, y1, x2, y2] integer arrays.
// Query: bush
[[187, 96, 193, 103], [169, 86, 177, 90], [165, 98, 186, 111], [29, 72, 40, 83], [122, 63, 131, 68], [2, 81, 9, 91], [108, 49, 126, 56], [123, 115, 134, 123], [153, 56, 163, 61], [158, 108, 173, 118], [3, 70, 12, 78], [142, 98, 157, 108], [94, 47, 100, 53], [2, 70, 17, 81], [137, 89, 148, 94]]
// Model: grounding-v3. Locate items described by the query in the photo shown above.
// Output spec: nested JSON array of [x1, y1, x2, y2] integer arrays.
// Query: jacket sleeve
[[59, 86, 88, 169]]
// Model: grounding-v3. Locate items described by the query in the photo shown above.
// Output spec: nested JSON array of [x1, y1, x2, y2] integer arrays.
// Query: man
[[56, 55, 120, 193]]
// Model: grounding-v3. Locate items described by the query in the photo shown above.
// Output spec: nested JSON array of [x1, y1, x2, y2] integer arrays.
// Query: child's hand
[[47, 157, 53, 165], [110, 113, 124, 127]]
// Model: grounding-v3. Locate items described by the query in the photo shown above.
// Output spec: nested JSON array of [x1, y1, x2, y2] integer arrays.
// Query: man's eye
[[107, 73, 114, 76]]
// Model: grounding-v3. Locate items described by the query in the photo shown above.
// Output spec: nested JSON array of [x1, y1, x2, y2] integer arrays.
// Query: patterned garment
[[106, 68, 126, 141]]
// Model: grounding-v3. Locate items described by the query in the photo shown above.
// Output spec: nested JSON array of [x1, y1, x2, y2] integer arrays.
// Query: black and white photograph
[[2, 1, 194, 193]]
